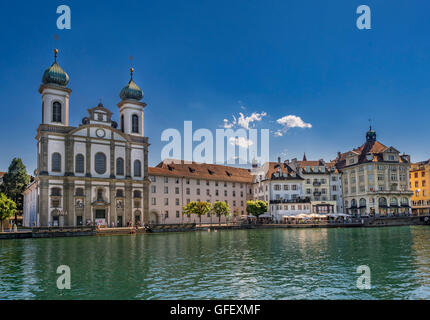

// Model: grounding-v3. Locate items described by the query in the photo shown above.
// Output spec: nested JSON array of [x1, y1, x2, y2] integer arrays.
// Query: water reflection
[[0, 226, 429, 299]]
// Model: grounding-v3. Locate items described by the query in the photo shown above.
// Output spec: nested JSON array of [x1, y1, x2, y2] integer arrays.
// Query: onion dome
[[120, 68, 143, 101], [42, 49, 70, 86]]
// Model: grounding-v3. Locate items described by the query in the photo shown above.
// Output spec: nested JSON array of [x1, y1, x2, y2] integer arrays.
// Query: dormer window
[[208, 169, 214, 175], [189, 167, 195, 173]]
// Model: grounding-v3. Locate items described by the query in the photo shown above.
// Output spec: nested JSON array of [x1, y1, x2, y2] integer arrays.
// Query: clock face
[[96, 128, 105, 138]]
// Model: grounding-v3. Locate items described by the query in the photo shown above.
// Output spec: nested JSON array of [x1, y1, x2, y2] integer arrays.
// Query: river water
[[0, 226, 429, 299]]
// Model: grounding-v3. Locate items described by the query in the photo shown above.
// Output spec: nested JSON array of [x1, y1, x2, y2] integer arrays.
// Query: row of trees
[[0, 158, 30, 229], [182, 201, 230, 224], [182, 199, 269, 225]]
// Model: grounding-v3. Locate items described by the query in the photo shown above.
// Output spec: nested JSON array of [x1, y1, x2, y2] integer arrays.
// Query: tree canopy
[[182, 201, 212, 224], [0, 193, 17, 231], [1, 158, 29, 203], [246, 200, 268, 218], [212, 201, 230, 224]]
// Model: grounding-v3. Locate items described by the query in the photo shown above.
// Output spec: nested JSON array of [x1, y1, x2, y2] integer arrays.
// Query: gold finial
[[130, 67, 134, 80], [54, 48, 59, 62]]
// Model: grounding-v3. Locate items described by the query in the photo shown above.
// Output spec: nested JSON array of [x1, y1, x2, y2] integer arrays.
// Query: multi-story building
[[410, 159, 430, 215], [252, 158, 310, 222], [327, 161, 343, 213], [289, 157, 338, 214], [335, 127, 412, 216], [148, 160, 253, 224], [23, 50, 149, 227]]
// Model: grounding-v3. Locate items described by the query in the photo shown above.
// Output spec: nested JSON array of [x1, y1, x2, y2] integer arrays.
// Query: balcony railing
[[270, 197, 311, 204]]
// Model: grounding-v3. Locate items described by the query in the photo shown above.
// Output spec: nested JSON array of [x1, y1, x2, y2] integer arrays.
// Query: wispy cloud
[[274, 115, 312, 137], [229, 136, 254, 148], [223, 111, 267, 130]]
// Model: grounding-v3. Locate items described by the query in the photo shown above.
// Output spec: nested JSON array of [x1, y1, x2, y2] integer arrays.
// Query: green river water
[[0, 226, 429, 299]]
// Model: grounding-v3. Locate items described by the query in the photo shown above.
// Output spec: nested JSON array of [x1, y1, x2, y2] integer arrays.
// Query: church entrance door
[[95, 209, 106, 226]]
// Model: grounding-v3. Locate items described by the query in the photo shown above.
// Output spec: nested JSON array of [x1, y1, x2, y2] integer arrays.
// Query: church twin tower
[[24, 49, 150, 228], [39, 49, 146, 137]]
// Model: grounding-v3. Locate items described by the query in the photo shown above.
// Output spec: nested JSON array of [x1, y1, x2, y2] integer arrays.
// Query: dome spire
[[366, 120, 376, 142], [120, 67, 143, 101], [42, 48, 69, 86]]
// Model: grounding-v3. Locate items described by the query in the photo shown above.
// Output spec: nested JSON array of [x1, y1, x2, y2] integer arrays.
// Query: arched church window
[[121, 115, 124, 133], [133, 190, 142, 198], [75, 154, 84, 173], [116, 158, 124, 175], [52, 153, 61, 172], [52, 102, 62, 123], [95, 152, 107, 174], [132, 114, 139, 133], [134, 160, 142, 177]]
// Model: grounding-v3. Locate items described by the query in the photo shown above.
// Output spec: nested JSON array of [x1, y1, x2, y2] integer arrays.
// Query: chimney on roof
[[278, 156, 281, 164], [337, 152, 341, 160]]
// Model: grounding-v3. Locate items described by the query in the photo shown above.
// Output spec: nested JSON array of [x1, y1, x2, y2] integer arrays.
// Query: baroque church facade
[[23, 49, 150, 227]]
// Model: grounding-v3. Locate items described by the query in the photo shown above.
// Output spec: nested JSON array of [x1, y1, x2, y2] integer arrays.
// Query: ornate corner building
[[23, 50, 150, 227], [335, 127, 413, 216]]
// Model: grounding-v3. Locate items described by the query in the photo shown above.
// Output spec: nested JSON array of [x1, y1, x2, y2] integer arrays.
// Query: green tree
[[0, 193, 17, 232], [212, 201, 230, 225], [1, 158, 29, 224], [182, 201, 211, 225], [246, 200, 268, 220]]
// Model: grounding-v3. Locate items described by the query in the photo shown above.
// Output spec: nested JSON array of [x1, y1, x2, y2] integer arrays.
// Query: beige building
[[148, 160, 253, 224], [335, 127, 412, 216]]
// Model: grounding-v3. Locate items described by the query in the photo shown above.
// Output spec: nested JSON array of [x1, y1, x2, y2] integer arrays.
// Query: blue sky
[[0, 0, 429, 174]]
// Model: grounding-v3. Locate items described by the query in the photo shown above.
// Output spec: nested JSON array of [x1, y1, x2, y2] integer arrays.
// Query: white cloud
[[237, 112, 267, 129], [229, 136, 254, 148], [224, 111, 267, 130], [275, 115, 312, 136], [223, 115, 237, 129]]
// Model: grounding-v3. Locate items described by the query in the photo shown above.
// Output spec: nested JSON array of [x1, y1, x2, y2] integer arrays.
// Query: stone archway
[[149, 210, 160, 225]]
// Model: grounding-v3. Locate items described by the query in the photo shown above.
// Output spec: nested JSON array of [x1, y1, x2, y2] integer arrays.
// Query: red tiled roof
[[262, 162, 302, 180], [149, 160, 253, 183], [335, 140, 408, 169]]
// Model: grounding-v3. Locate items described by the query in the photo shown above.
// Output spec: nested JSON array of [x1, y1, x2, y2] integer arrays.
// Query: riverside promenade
[[0, 216, 429, 240]]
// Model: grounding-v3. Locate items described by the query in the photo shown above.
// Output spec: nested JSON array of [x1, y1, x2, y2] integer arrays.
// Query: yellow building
[[410, 160, 430, 215]]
